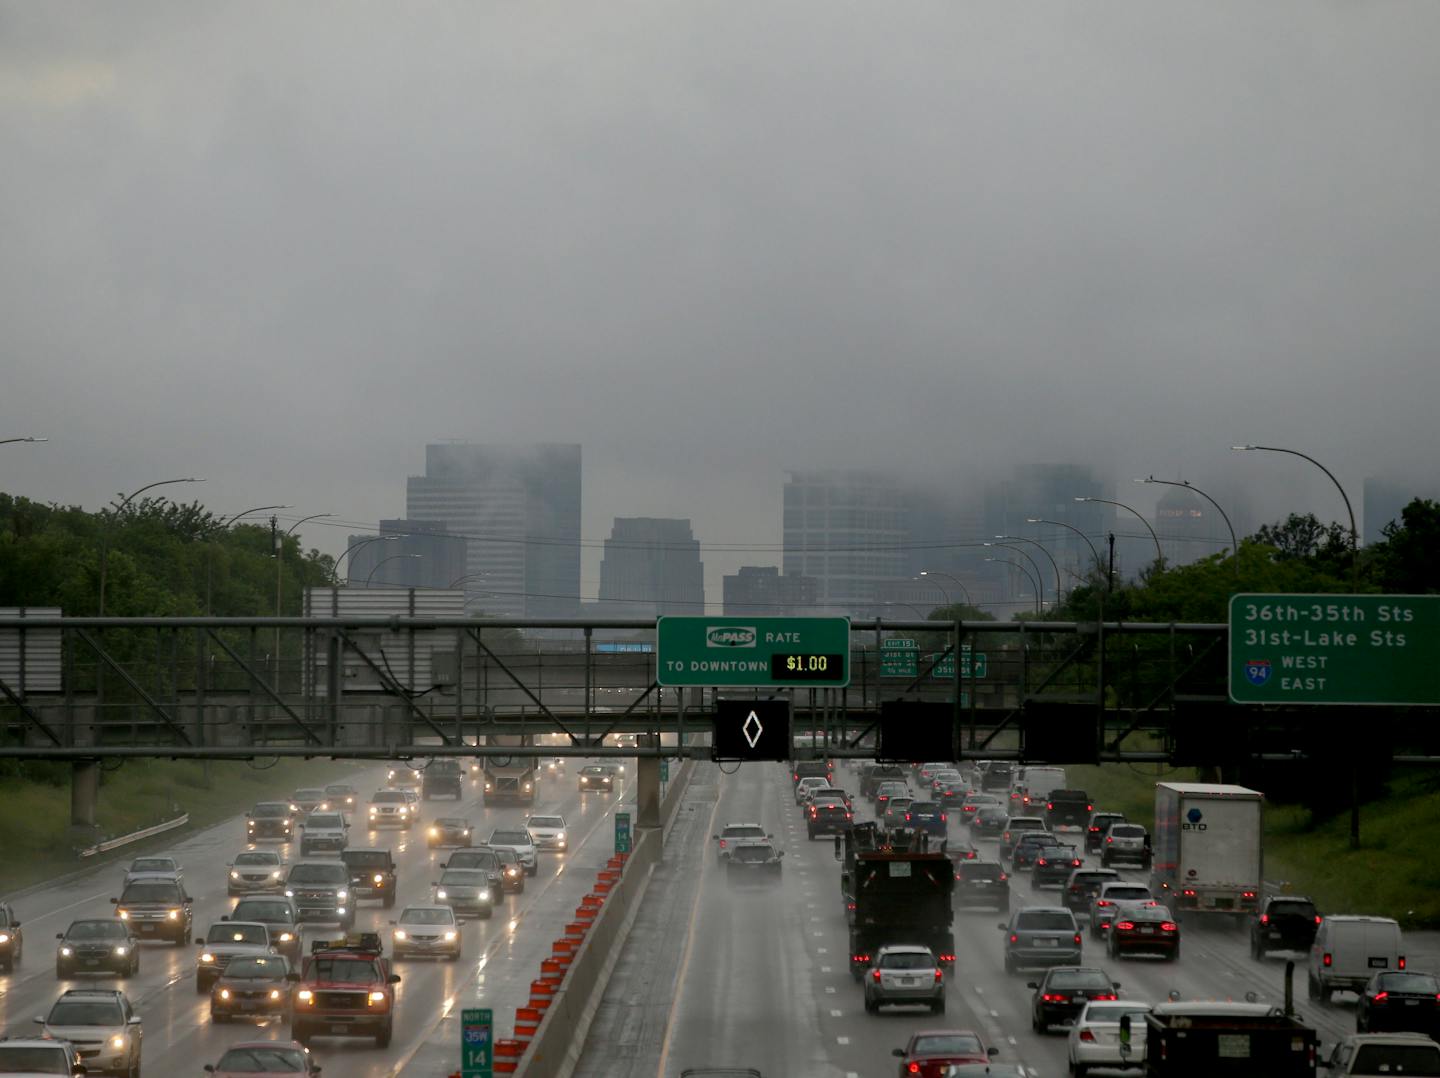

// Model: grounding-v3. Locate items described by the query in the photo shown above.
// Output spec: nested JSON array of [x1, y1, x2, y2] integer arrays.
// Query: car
[[937, 778, 970, 807], [195, 921, 276, 992], [864, 944, 946, 1014], [1084, 811, 1126, 854], [1324, 1032, 1440, 1077], [954, 862, 1009, 911], [875, 781, 910, 810], [122, 857, 181, 887], [795, 776, 830, 805], [34, 988, 143, 1077], [426, 818, 473, 849], [390, 904, 463, 961], [1063, 868, 1122, 917], [1250, 894, 1321, 959], [714, 823, 770, 862], [227, 850, 286, 896], [1107, 904, 1180, 960], [227, 898, 303, 963], [1067, 999, 1153, 1078], [891, 1030, 997, 1078], [806, 796, 853, 839], [1028, 966, 1120, 1034], [488, 829, 539, 876], [791, 759, 833, 787], [491, 847, 527, 893], [203, 1039, 319, 1076], [111, 876, 193, 944], [808, 787, 853, 811], [881, 797, 916, 830], [905, 801, 948, 837], [1099, 822, 1151, 868], [1355, 970, 1440, 1035], [927, 769, 964, 796], [0, 899, 23, 973], [1000, 906, 1082, 974], [917, 762, 954, 785], [998, 817, 1049, 862], [323, 782, 358, 810], [1089, 881, 1158, 938], [1009, 831, 1064, 871], [860, 764, 908, 798], [970, 804, 1008, 837], [0, 1037, 86, 1076], [538, 757, 564, 777], [386, 766, 422, 789], [366, 789, 414, 829], [724, 841, 784, 885], [945, 837, 980, 862], [56, 919, 137, 979], [979, 762, 1015, 793], [209, 954, 293, 1022], [246, 801, 296, 841], [442, 848, 509, 896], [526, 814, 569, 851], [289, 789, 326, 815], [1032, 846, 1084, 889], [944, 1067, 1036, 1078], [283, 862, 353, 927], [958, 791, 1000, 825], [433, 869, 495, 917], [298, 812, 349, 857], [339, 848, 398, 909], [578, 765, 614, 792]]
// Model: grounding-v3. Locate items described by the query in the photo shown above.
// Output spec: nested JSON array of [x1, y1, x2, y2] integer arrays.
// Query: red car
[[891, 1029, 999, 1077], [203, 1040, 319, 1076]]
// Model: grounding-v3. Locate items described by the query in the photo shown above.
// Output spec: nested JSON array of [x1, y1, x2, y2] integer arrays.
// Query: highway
[[578, 760, 1440, 1078], [0, 760, 632, 1077]]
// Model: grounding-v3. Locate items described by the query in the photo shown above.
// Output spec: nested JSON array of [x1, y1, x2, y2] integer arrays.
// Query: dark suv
[[1000, 906, 1082, 973], [342, 848, 399, 909], [860, 764, 907, 799], [1250, 895, 1320, 959], [111, 877, 193, 944], [284, 862, 354, 927], [246, 801, 296, 841], [954, 862, 1009, 911], [56, 919, 137, 978], [421, 760, 465, 800], [0, 900, 22, 972]]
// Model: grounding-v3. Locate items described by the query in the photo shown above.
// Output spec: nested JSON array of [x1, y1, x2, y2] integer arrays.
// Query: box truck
[[1151, 783, 1263, 920]]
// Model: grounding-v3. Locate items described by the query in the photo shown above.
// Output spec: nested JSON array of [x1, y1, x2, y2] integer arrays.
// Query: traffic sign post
[[657, 617, 850, 688], [1229, 593, 1440, 705], [461, 1008, 493, 1078], [614, 812, 632, 854]]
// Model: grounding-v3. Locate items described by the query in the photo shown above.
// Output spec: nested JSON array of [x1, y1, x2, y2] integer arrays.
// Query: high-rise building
[[345, 520, 467, 591], [782, 469, 908, 617], [598, 518, 704, 617], [406, 443, 581, 618], [983, 463, 1113, 589], [722, 566, 820, 617]]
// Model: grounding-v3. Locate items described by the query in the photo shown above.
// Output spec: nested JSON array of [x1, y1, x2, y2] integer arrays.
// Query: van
[[1309, 916, 1405, 1002], [1018, 766, 1068, 805]]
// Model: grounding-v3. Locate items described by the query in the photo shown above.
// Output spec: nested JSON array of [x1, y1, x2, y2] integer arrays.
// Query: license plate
[[1406, 1000, 1420, 1006], [1140, 926, 1155, 934], [1036, 938, 1058, 947], [239, 1001, 257, 1011], [139, 924, 155, 933], [900, 977, 917, 986], [1370, 957, 1389, 968], [84, 959, 100, 967], [331, 1024, 347, 1034]]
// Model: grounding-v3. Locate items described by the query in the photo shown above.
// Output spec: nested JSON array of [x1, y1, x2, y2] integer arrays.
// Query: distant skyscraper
[[723, 566, 820, 617], [406, 443, 581, 618], [598, 518, 704, 617], [983, 463, 1113, 587], [782, 469, 908, 617], [1152, 488, 1226, 566], [345, 520, 467, 591]]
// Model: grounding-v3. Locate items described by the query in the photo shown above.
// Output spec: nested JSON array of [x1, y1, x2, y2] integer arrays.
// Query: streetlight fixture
[[985, 556, 1041, 615], [918, 569, 973, 608], [984, 542, 1045, 610], [366, 554, 423, 587], [207, 504, 293, 615], [0, 436, 48, 446], [332, 535, 401, 584], [1076, 496, 1164, 568], [995, 536, 1063, 605], [1135, 476, 1239, 571], [1025, 517, 1104, 579], [882, 601, 930, 620], [1231, 444, 1359, 590], [98, 477, 205, 615]]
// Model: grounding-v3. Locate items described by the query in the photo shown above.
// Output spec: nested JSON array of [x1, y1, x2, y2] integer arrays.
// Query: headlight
[[463, 829, 470, 835], [218, 989, 231, 1000], [319, 802, 329, 811], [336, 889, 348, 901], [443, 930, 457, 941], [297, 989, 314, 1002], [369, 806, 378, 815], [479, 890, 491, 901], [289, 804, 298, 812], [436, 890, 447, 899], [394, 929, 408, 941], [373, 874, 384, 884], [229, 870, 240, 880], [368, 990, 387, 1003], [285, 890, 295, 898], [60, 946, 73, 956], [200, 953, 216, 963], [269, 989, 282, 1000], [118, 910, 129, 919], [429, 827, 439, 836], [523, 783, 532, 792], [398, 807, 408, 816], [271, 870, 282, 879], [109, 1035, 126, 1050], [337, 907, 347, 915], [114, 946, 128, 956], [167, 909, 180, 920], [506, 868, 519, 877], [278, 932, 293, 942]]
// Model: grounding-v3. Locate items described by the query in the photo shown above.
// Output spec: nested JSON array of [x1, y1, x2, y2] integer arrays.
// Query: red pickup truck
[[288, 934, 401, 1047]]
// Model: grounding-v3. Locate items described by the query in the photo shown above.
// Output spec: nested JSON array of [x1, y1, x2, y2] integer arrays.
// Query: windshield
[[224, 956, 287, 979], [0, 1047, 71, 1074], [294, 788, 323, 799], [722, 826, 766, 840], [343, 851, 390, 867], [48, 1001, 123, 1026], [207, 923, 268, 945], [912, 1034, 983, 1055], [1104, 886, 1153, 901], [233, 901, 293, 923], [120, 882, 181, 903], [490, 830, 531, 844], [213, 1047, 309, 1073], [581, 767, 606, 776], [435, 818, 467, 827], [373, 790, 407, 803], [880, 951, 935, 970], [308, 957, 380, 983], [129, 858, 174, 873], [252, 804, 289, 818], [1377, 973, 1440, 993], [400, 908, 454, 925], [306, 814, 344, 828], [447, 851, 500, 870], [529, 817, 563, 828], [324, 784, 355, 794], [1272, 899, 1318, 916], [288, 864, 346, 884], [1017, 912, 1075, 931], [1048, 969, 1114, 990], [233, 852, 277, 867], [441, 870, 488, 885], [1110, 825, 1146, 837], [66, 921, 127, 941], [1084, 1003, 1151, 1023]]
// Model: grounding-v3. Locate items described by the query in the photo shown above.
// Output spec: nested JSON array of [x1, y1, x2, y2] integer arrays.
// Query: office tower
[[598, 518, 704, 618]]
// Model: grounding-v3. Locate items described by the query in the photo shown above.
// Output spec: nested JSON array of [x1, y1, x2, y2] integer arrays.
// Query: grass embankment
[[1066, 764, 1440, 928], [0, 758, 366, 894]]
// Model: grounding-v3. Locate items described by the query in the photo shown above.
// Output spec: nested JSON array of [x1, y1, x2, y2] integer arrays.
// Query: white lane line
[[825, 986, 836, 994], [830, 1008, 842, 1017], [836, 1036, 850, 1045], [821, 966, 832, 973]]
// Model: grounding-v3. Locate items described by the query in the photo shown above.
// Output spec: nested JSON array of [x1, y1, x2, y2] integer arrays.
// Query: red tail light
[[845, 812, 852, 819], [934, 968, 944, 981], [904, 814, 912, 822], [1074, 933, 1083, 945], [999, 872, 1008, 881], [940, 814, 947, 822], [1374, 991, 1389, 1003], [719, 840, 726, 848], [1079, 1029, 1097, 1042], [1046, 802, 1054, 810], [1036, 857, 1048, 866], [907, 1065, 920, 1076], [1106, 836, 1113, 844], [1323, 952, 1332, 967], [1094, 993, 1118, 1001], [852, 953, 869, 963], [1071, 859, 1081, 866], [1116, 921, 1135, 931], [793, 773, 799, 781], [1086, 804, 1093, 812], [1089, 826, 1100, 833], [809, 808, 817, 817], [1260, 914, 1269, 925], [1315, 915, 1323, 924], [1182, 889, 1197, 897], [1042, 993, 1069, 1002], [871, 969, 881, 982], [1242, 891, 1257, 899], [1009, 934, 1018, 944], [1161, 922, 1178, 932], [1400, 956, 1407, 970], [938, 954, 955, 963], [1095, 900, 1112, 908]]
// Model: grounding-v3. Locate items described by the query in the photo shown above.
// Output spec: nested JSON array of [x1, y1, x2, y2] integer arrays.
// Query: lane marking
[[829, 1008, 842, 1017]]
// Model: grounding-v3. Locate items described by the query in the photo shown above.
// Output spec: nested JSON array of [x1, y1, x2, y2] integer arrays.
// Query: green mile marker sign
[[1229, 593, 1440, 706], [461, 1007, 493, 1078]]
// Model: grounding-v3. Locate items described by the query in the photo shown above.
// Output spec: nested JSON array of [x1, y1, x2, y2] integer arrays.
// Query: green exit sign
[[1229, 593, 1440, 705]]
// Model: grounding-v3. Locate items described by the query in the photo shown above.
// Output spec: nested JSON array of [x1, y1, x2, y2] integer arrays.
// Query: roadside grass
[[1057, 764, 1440, 928], [0, 758, 366, 895]]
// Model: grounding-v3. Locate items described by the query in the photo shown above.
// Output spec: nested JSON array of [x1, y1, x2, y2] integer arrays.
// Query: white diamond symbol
[[742, 710, 764, 749]]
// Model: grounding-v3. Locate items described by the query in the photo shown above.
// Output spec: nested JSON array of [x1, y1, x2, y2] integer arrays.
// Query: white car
[[298, 812, 349, 856], [1067, 999, 1152, 1077], [367, 789, 413, 829], [390, 904, 463, 961], [795, 776, 829, 805], [525, 815, 568, 851], [35, 988, 142, 1077], [488, 828, 538, 876], [123, 856, 182, 887], [0, 1038, 86, 1077], [226, 850, 285, 896]]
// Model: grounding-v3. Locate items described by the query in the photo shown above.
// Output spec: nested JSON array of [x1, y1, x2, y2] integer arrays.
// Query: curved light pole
[[985, 542, 1045, 610], [286, 512, 333, 539], [1136, 476, 1239, 571], [1, 436, 48, 446], [995, 535, 1063, 605], [985, 556, 1041, 615], [1025, 517, 1104, 579], [1231, 444, 1359, 591], [448, 571, 492, 589], [366, 553, 422, 587], [98, 477, 205, 615], [271, 513, 333, 677], [1076, 496, 1164, 568], [918, 569, 973, 608], [207, 504, 292, 615], [332, 535, 400, 584], [882, 601, 930, 619]]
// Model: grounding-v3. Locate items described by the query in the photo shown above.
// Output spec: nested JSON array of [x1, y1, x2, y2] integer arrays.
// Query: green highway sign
[[881, 639, 919, 678], [927, 648, 987, 679], [614, 811, 632, 854], [1229, 593, 1440, 705], [461, 1007, 493, 1078], [659, 759, 670, 782], [657, 617, 851, 687]]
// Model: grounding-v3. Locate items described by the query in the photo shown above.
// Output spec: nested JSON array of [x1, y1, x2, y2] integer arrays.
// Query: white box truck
[[1151, 783, 1263, 920]]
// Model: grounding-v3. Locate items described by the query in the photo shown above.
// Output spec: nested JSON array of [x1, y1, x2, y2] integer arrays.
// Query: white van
[[1308, 916, 1405, 1001], [1018, 766, 1068, 806]]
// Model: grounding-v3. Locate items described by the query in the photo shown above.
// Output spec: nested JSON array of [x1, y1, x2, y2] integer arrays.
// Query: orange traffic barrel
[[598, 868, 620, 883], [515, 1006, 542, 1038], [580, 893, 604, 909], [552, 937, 576, 955], [494, 1038, 525, 1074], [540, 958, 565, 983], [594, 879, 614, 895], [564, 921, 588, 938], [531, 979, 555, 1002]]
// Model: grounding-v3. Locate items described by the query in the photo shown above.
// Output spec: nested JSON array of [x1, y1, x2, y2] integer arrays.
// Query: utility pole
[[1107, 534, 1116, 593], [272, 516, 282, 688]]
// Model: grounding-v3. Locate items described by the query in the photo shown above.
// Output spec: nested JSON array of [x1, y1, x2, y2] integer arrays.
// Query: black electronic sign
[[712, 699, 792, 762], [876, 701, 955, 763]]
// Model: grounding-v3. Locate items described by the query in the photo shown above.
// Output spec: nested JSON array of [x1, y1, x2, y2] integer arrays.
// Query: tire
[[127, 1054, 140, 1078], [447, 950, 460, 962], [0, 958, 9, 974], [211, 1010, 228, 1024], [527, 865, 537, 878], [1004, 955, 1017, 975], [931, 998, 945, 1015], [292, 1023, 311, 1046], [376, 1022, 393, 1048], [864, 994, 878, 1014], [480, 907, 494, 920], [1307, 974, 1318, 1001], [1072, 1065, 1088, 1078], [56, 959, 68, 978], [1321, 982, 1333, 1003], [1034, 1014, 1048, 1035], [196, 976, 209, 994], [383, 891, 396, 909]]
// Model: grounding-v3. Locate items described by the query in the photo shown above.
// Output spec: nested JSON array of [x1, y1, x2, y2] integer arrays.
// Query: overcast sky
[[3, 2, 1438, 599]]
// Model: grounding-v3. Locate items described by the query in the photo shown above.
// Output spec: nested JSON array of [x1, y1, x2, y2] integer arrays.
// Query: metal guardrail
[[77, 813, 189, 858]]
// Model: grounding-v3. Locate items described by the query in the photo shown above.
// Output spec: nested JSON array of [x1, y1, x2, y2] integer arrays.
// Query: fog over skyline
[[4, 2, 1438, 601]]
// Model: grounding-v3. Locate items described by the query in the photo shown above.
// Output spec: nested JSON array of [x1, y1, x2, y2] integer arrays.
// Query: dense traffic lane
[[0, 760, 633, 1077]]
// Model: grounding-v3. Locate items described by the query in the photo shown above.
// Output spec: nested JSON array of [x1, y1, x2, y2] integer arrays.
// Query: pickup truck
[[288, 933, 401, 1047]]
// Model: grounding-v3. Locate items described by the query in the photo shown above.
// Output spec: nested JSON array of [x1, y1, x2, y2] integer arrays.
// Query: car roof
[[400, 904, 453, 914], [876, 943, 935, 955], [58, 988, 126, 1000], [722, 822, 765, 830]]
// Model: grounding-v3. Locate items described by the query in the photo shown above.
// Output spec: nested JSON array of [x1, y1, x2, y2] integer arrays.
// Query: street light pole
[[272, 513, 332, 682], [207, 504, 292, 615], [98, 477, 205, 615], [985, 542, 1045, 610], [365, 554, 423, 587], [1231, 445, 1359, 591], [1136, 476, 1239, 573], [332, 535, 401, 585], [1024, 517, 1104, 582], [918, 569, 973, 608], [985, 556, 1041, 615], [1076, 496, 1164, 570], [0, 436, 48, 446]]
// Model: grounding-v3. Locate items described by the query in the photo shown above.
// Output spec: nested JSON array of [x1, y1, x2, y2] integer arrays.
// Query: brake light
[[1042, 993, 1069, 1002], [1315, 915, 1323, 925], [871, 969, 881, 982], [999, 872, 1008, 881], [1242, 891, 1257, 899], [1116, 920, 1135, 931], [1036, 857, 1048, 866], [904, 814, 911, 822], [1086, 804, 1093, 812], [1323, 952, 1332, 967], [1079, 1029, 1097, 1042], [852, 953, 869, 964], [934, 968, 944, 981], [1374, 991, 1389, 1003], [1161, 922, 1178, 932], [1071, 859, 1081, 866], [1094, 993, 1118, 1001], [1074, 933, 1083, 945], [1089, 826, 1100, 833], [938, 954, 955, 963], [1096, 900, 1112, 907], [793, 773, 799, 781], [1400, 956, 1407, 970], [719, 840, 726, 848], [907, 1065, 919, 1076], [1046, 802, 1054, 810], [1009, 934, 1018, 944], [1260, 914, 1269, 925], [845, 812, 852, 819], [940, 814, 947, 822], [809, 808, 817, 817], [1182, 889, 1197, 897], [1106, 836, 1113, 844]]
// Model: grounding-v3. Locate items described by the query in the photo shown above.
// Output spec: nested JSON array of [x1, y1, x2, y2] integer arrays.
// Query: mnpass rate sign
[[1228, 593, 1440, 706], [657, 617, 851, 687]]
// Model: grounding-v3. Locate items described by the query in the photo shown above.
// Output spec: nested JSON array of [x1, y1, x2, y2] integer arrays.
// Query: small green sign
[[615, 811, 632, 854], [461, 1007, 493, 1078], [926, 647, 986, 679], [657, 616, 851, 687], [659, 759, 670, 782], [1229, 593, 1440, 705], [881, 642, 919, 678]]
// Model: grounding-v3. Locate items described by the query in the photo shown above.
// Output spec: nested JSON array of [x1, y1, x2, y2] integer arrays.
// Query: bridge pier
[[70, 759, 99, 828], [636, 756, 661, 829]]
